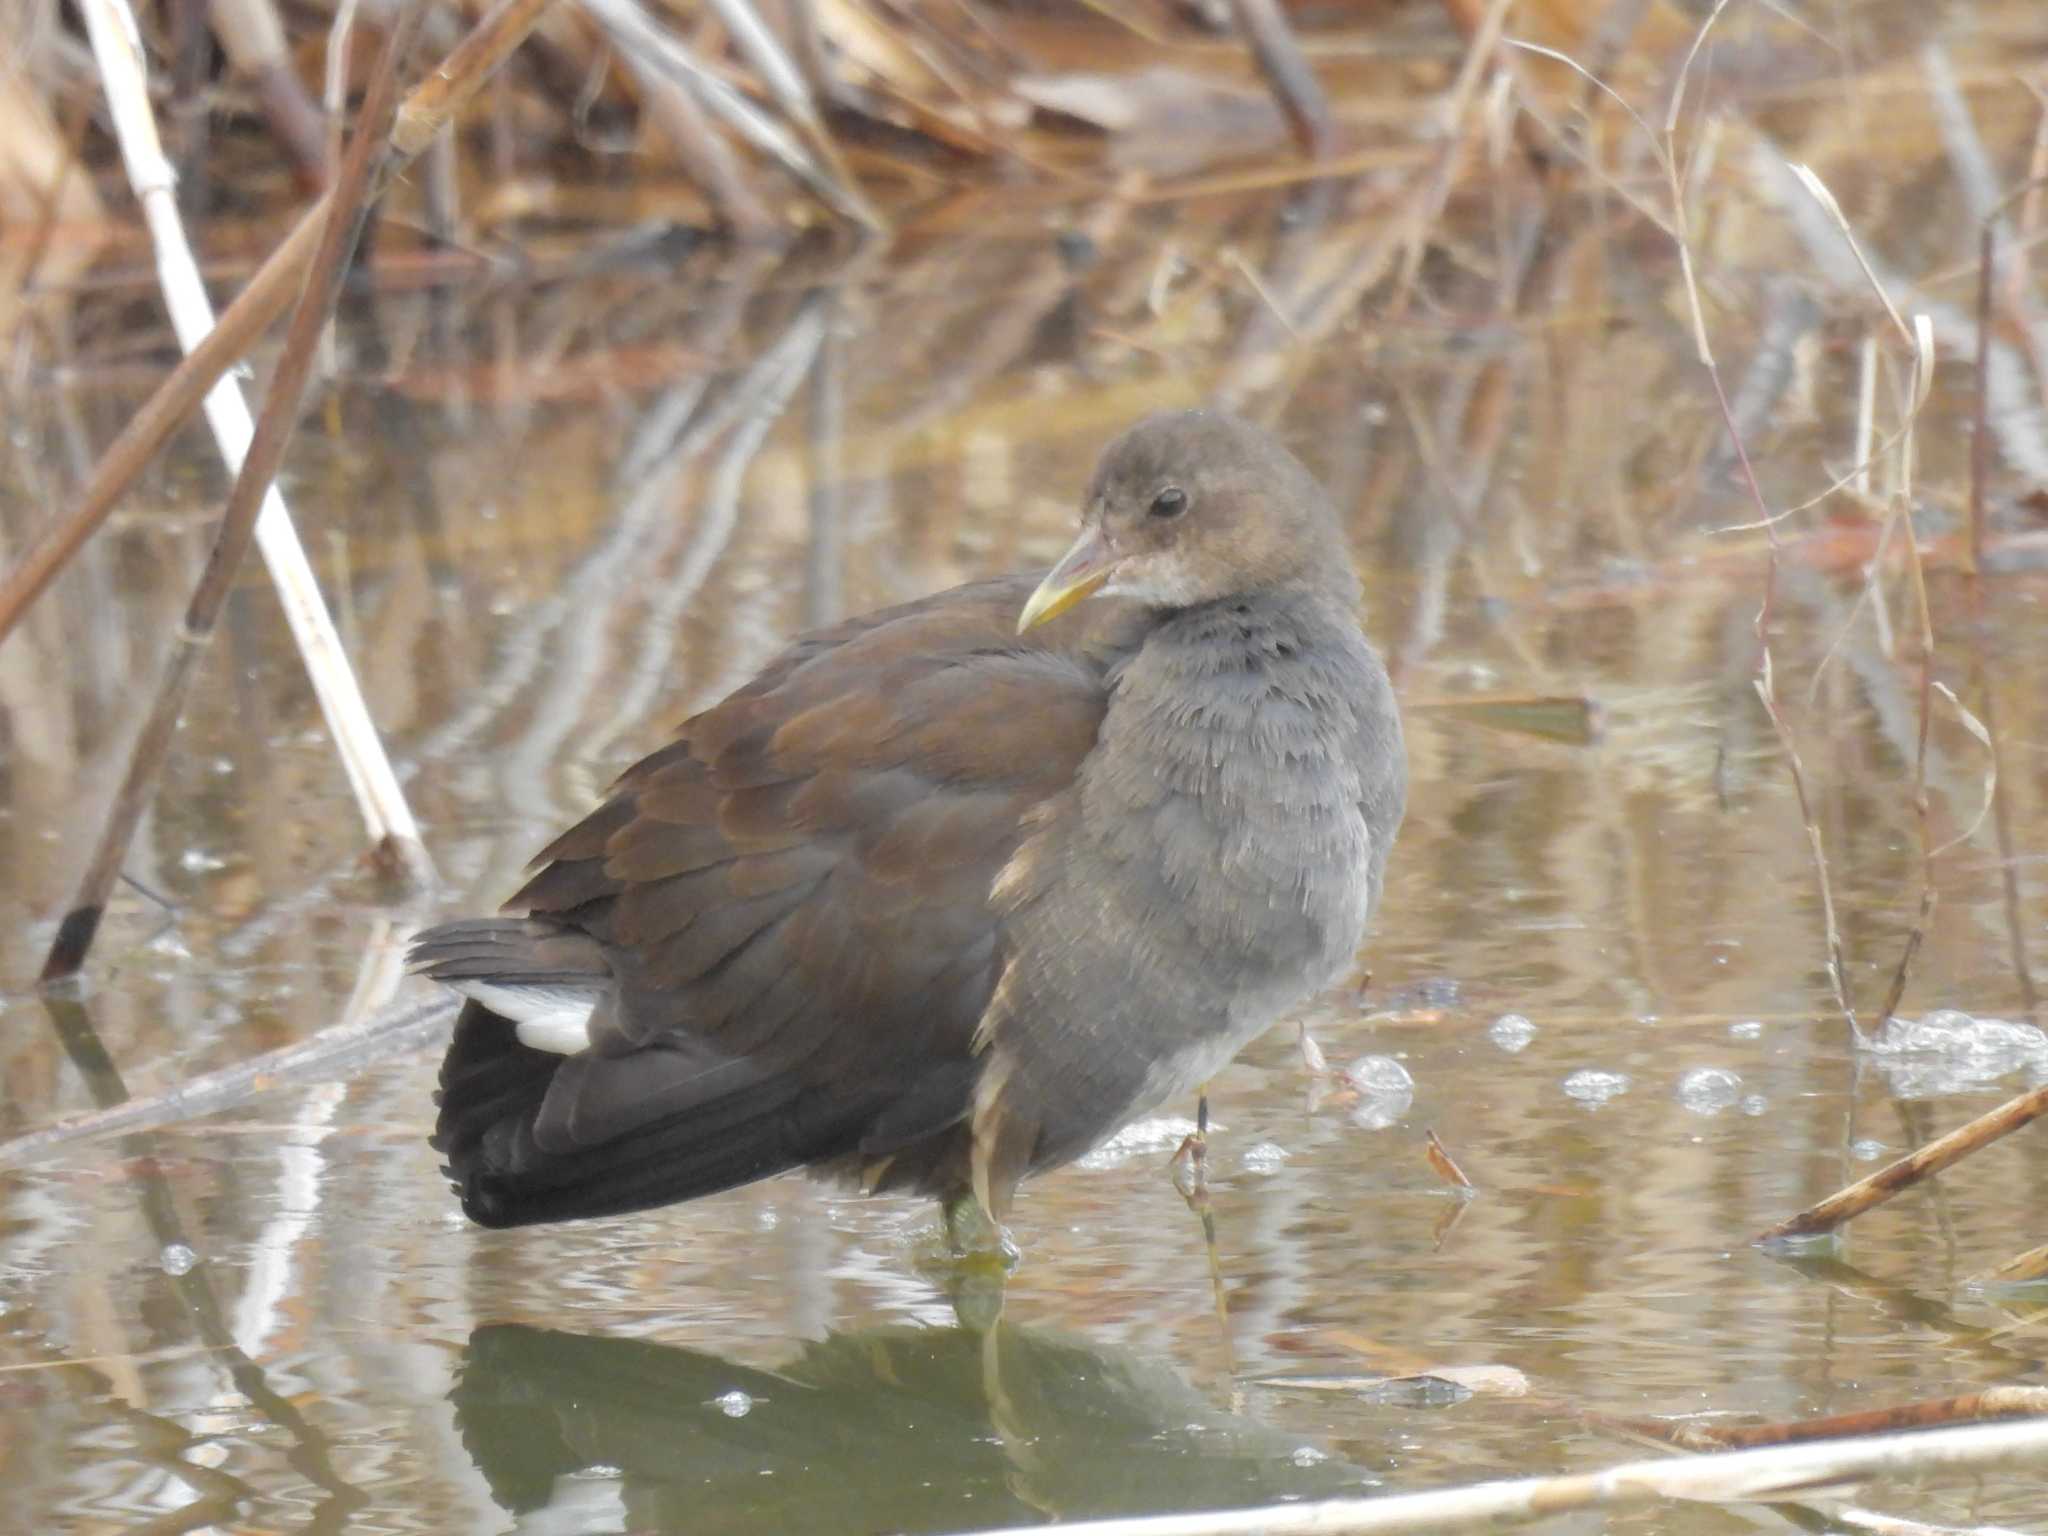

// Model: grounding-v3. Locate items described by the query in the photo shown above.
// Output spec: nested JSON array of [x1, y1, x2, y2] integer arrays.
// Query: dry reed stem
[[935, 1416, 2048, 1536], [60, 0, 429, 922], [0, 0, 565, 645], [1755, 1080, 2048, 1245], [40, 0, 431, 982]]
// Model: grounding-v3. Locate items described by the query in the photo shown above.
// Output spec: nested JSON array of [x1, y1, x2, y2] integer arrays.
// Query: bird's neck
[[1140, 586, 1362, 664]]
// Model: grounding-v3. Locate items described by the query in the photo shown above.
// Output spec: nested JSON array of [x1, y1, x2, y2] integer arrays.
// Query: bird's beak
[[1018, 527, 1116, 633]]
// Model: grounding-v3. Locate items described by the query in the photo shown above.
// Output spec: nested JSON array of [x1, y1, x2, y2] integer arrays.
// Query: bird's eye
[[1148, 486, 1188, 519]]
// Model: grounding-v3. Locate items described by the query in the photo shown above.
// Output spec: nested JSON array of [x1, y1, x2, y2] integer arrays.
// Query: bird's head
[[1017, 409, 1357, 633]]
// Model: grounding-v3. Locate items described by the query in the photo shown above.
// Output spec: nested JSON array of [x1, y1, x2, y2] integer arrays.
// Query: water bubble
[[1345, 1056, 1414, 1130], [1728, 1020, 1764, 1040], [1488, 1014, 1537, 1053], [1865, 1011, 2048, 1098], [1676, 1067, 1742, 1116], [1079, 1115, 1205, 1169], [714, 1390, 754, 1418], [1562, 1069, 1631, 1107], [1851, 1138, 1889, 1162], [1347, 1056, 1413, 1094], [1241, 1142, 1291, 1174], [159, 1244, 197, 1276], [1739, 1094, 1769, 1116], [1289, 1446, 1329, 1467]]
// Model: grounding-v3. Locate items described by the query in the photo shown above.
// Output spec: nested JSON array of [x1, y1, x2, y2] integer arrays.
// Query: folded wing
[[421, 577, 1140, 1225]]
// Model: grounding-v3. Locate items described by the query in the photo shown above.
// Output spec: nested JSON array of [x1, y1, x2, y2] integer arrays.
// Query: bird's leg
[[919, 1190, 1020, 1315], [1169, 1085, 1212, 1203], [942, 1189, 966, 1252], [1165, 1090, 1236, 1373]]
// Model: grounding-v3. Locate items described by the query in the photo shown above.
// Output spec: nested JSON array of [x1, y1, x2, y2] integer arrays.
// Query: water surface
[[5, 49, 2048, 1533]]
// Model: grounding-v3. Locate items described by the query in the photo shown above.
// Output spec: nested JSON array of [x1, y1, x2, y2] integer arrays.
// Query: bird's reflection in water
[[453, 1318, 1376, 1533]]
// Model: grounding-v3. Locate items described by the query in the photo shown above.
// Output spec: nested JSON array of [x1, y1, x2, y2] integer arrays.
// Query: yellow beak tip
[[1016, 571, 1108, 633]]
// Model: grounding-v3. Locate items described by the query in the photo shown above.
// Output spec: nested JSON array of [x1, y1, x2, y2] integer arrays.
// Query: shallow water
[[7, 57, 2048, 1534]]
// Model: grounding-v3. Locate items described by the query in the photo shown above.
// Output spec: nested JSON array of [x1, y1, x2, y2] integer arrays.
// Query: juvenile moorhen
[[414, 410, 1406, 1230]]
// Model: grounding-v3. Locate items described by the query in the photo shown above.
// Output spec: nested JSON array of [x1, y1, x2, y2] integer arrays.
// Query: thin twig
[[1228, 0, 1330, 158], [1755, 1080, 2048, 1245], [1970, 220, 1996, 581]]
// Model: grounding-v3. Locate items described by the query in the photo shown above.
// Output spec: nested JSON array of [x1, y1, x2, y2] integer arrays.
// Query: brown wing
[[431, 577, 1144, 1223]]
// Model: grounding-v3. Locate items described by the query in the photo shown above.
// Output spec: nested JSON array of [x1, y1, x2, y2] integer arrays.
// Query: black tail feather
[[431, 1002, 870, 1228]]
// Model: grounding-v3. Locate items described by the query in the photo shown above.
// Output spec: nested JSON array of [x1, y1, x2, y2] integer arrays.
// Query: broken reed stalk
[[1754, 1079, 2048, 1245], [0, 994, 457, 1167], [1227, 0, 1331, 157], [939, 1417, 2048, 1536], [0, 0, 565, 647], [40, 0, 429, 983]]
